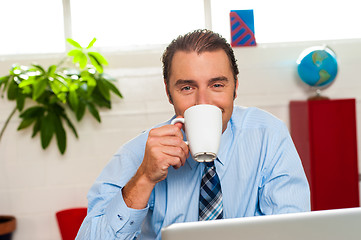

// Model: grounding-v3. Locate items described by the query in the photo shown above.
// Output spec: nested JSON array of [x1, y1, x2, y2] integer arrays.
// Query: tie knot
[[205, 161, 215, 168]]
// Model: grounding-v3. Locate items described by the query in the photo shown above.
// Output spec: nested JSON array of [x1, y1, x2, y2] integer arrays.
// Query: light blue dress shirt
[[76, 106, 310, 240]]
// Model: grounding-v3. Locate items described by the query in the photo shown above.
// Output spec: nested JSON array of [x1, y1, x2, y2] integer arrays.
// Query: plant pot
[[0, 216, 16, 240]]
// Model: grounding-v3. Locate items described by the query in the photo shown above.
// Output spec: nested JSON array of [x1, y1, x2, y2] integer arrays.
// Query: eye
[[212, 83, 224, 88], [181, 86, 192, 91]]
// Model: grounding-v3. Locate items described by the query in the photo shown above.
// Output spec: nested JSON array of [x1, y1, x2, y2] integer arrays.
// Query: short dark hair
[[162, 29, 239, 101]]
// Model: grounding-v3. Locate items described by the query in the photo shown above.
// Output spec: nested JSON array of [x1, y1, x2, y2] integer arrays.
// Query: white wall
[[1, 39, 361, 239]]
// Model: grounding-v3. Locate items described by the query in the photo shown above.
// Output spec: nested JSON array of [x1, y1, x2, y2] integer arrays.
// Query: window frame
[[1, 0, 361, 59]]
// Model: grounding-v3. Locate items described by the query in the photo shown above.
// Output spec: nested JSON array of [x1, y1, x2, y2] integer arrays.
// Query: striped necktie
[[199, 161, 223, 221]]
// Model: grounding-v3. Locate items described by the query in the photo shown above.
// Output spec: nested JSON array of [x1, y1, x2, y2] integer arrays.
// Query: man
[[76, 29, 310, 239]]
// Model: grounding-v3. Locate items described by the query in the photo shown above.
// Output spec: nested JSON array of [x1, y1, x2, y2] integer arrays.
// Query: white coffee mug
[[171, 104, 222, 162]]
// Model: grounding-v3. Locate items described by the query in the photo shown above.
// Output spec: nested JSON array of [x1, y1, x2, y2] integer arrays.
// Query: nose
[[195, 88, 211, 105]]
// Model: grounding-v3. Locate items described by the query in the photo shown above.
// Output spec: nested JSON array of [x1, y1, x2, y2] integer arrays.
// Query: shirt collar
[[216, 119, 233, 166], [186, 156, 199, 170]]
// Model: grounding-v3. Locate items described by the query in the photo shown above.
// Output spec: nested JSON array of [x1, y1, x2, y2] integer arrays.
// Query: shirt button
[[117, 215, 123, 221], [130, 220, 134, 225]]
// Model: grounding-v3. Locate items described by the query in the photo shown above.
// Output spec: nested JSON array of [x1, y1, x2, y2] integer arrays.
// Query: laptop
[[161, 207, 361, 240]]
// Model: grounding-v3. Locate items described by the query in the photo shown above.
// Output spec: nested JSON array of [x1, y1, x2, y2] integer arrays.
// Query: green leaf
[[86, 79, 97, 96], [50, 75, 69, 89], [61, 113, 78, 138], [0, 75, 10, 91], [88, 52, 108, 66], [69, 81, 79, 91], [85, 76, 97, 87], [49, 95, 59, 104], [1, 76, 11, 97], [54, 73, 69, 86], [18, 78, 35, 88], [97, 79, 110, 101], [40, 112, 55, 149], [17, 117, 36, 130], [49, 78, 68, 103], [51, 103, 66, 116], [20, 85, 32, 95], [88, 55, 103, 73], [19, 106, 45, 119], [32, 77, 47, 100], [87, 102, 101, 122], [47, 65, 57, 76], [76, 52, 88, 69], [32, 64, 46, 74], [86, 38, 97, 49], [69, 89, 79, 111], [102, 78, 123, 98], [68, 50, 88, 69], [91, 88, 111, 108], [80, 72, 97, 96], [7, 79, 18, 100], [67, 49, 83, 57], [0, 75, 9, 84], [76, 100, 86, 121], [32, 118, 41, 138], [54, 116, 66, 154], [66, 38, 82, 49], [16, 93, 26, 111]]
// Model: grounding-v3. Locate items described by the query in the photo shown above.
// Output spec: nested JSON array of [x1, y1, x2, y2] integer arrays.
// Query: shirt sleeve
[[258, 122, 311, 215], [76, 134, 150, 239], [76, 188, 149, 240]]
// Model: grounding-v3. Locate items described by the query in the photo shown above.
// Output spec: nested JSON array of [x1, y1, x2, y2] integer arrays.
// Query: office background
[[1, 1, 361, 239]]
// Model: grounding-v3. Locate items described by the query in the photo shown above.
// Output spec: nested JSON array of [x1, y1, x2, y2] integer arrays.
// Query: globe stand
[[308, 88, 329, 101]]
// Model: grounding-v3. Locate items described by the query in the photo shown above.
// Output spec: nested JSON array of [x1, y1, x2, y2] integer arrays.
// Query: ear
[[234, 78, 239, 99], [164, 79, 173, 104]]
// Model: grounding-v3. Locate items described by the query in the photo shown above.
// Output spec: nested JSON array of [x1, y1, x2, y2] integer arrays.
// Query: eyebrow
[[174, 76, 229, 86], [209, 76, 229, 83], [174, 79, 196, 87]]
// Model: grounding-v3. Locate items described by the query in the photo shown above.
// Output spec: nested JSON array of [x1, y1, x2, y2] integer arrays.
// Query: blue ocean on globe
[[297, 46, 338, 88]]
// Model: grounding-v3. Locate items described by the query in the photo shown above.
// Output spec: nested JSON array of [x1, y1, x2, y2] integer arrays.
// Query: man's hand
[[139, 122, 188, 183], [122, 122, 189, 209]]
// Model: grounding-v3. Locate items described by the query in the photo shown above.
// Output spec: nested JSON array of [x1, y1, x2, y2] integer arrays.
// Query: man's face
[[166, 49, 238, 133]]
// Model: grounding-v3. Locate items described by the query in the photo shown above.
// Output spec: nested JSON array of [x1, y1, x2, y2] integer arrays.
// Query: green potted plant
[[0, 38, 123, 154]]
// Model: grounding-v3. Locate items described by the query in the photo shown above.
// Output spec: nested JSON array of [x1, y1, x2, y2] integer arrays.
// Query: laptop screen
[[161, 207, 361, 240]]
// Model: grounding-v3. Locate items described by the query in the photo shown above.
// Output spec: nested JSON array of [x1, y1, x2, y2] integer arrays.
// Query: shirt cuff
[[105, 189, 149, 233]]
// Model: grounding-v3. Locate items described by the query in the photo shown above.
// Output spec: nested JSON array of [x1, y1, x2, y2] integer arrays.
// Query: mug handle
[[170, 118, 185, 125], [170, 118, 188, 145]]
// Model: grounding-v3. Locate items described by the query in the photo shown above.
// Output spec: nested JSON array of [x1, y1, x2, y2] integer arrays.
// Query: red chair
[[56, 207, 87, 240]]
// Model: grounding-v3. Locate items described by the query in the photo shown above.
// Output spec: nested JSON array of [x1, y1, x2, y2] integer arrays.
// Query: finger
[[158, 137, 189, 161], [173, 122, 183, 130], [152, 136, 188, 168], [170, 141, 189, 167], [147, 147, 183, 170], [167, 155, 183, 169], [149, 125, 184, 140], [161, 145, 188, 164]]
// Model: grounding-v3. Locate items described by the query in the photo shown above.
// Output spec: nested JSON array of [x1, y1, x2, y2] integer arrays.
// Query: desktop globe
[[296, 45, 338, 98]]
